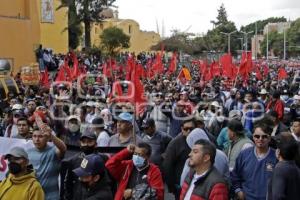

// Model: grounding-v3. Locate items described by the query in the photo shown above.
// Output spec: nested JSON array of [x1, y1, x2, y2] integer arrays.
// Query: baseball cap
[[5, 147, 28, 160], [12, 104, 23, 111], [115, 112, 133, 123], [73, 154, 105, 177], [229, 110, 242, 120], [141, 118, 155, 129], [86, 101, 95, 107], [80, 131, 97, 140]]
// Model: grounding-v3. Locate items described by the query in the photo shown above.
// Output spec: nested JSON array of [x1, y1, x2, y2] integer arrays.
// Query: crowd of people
[[0, 49, 300, 200]]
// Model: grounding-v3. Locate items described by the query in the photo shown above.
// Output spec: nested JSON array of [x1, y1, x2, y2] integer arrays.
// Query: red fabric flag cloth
[[278, 67, 288, 80], [127, 76, 146, 115], [263, 65, 269, 77], [238, 52, 252, 80], [125, 56, 135, 81], [220, 53, 234, 79], [204, 66, 212, 81], [167, 52, 177, 74], [40, 68, 50, 88], [55, 65, 66, 82], [152, 52, 164, 73], [70, 52, 80, 79], [255, 68, 263, 80], [210, 61, 221, 76]]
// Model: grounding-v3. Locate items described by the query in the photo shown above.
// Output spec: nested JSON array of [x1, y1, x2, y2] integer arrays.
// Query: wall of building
[[0, 0, 68, 74], [39, 0, 69, 53], [91, 18, 160, 53]]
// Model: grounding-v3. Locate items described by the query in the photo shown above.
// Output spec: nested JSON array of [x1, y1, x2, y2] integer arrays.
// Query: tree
[[58, 0, 82, 49], [59, 0, 116, 48], [100, 27, 130, 56], [287, 18, 300, 57], [205, 4, 238, 54], [211, 4, 228, 27]]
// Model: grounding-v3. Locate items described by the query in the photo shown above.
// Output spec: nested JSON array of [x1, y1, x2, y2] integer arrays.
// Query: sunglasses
[[183, 127, 194, 132], [253, 134, 269, 139]]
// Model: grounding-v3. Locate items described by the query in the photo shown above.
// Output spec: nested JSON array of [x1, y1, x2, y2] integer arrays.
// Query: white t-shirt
[[184, 170, 208, 200], [96, 131, 110, 147]]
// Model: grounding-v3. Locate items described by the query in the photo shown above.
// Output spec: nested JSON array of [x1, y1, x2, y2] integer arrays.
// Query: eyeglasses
[[183, 127, 194, 132], [253, 134, 269, 139]]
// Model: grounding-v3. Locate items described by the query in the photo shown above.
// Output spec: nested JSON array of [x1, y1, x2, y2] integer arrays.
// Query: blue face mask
[[132, 155, 145, 168]]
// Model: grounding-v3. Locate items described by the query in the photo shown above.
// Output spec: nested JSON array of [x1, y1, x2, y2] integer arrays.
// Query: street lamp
[[240, 31, 254, 53], [237, 37, 244, 51], [220, 30, 237, 53]]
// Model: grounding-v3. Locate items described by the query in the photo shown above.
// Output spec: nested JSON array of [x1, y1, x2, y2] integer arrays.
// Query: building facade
[[0, 0, 68, 73], [90, 17, 161, 53]]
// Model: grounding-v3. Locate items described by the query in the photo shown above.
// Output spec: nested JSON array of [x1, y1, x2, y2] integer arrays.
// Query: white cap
[[86, 101, 95, 107], [12, 104, 23, 110], [211, 101, 221, 108]]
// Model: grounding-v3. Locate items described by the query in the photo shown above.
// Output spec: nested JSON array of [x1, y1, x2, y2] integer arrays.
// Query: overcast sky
[[115, 0, 300, 36]]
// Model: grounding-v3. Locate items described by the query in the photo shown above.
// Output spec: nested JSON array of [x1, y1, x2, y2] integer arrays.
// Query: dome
[[99, 8, 114, 19]]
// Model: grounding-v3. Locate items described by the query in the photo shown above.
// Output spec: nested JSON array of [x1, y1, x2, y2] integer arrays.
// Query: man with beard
[[0, 147, 44, 200], [62, 131, 109, 200], [180, 139, 228, 200]]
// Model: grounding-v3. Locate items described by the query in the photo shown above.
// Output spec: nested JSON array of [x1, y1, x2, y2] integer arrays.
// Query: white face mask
[[69, 124, 80, 133], [281, 95, 288, 101]]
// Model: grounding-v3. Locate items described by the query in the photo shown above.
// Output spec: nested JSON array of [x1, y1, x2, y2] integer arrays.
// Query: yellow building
[[90, 17, 161, 53], [0, 0, 68, 74]]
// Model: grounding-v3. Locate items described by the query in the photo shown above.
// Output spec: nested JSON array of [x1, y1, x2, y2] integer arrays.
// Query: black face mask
[[80, 181, 90, 189], [80, 146, 95, 155], [8, 162, 22, 175]]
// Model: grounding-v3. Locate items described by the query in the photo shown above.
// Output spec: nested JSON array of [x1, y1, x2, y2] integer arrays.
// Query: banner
[[0, 138, 34, 181], [41, 0, 54, 23]]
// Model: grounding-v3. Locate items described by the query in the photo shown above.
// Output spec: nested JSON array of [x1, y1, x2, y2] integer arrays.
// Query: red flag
[[210, 61, 221, 76], [125, 56, 135, 81], [167, 52, 177, 74], [238, 52, 252, 80], [263, 65, 269, 77], [55, 65, 66, 82], [70, 52, 80, 79], [220, 54, 234, 79], [255, 68, 262, 80], [40, 68, 50, 88], [152, 52, 164, 73], [278, 67, 288, 80]]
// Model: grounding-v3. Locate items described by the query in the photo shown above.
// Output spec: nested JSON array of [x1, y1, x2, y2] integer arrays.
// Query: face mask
[[69, 124, 80, 133], [80, 181, 90, 189], [80, 146, 94, 155], [280, 95, 288, 101], [132, 155, 145, 168], [8, 162, 22, 175]]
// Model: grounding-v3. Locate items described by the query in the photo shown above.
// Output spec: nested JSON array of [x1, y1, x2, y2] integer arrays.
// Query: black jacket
[[62, 152, 110, 200], [268, 161, 300, 200], [73, 174, 113, 200], [163, 134, 190, 194]]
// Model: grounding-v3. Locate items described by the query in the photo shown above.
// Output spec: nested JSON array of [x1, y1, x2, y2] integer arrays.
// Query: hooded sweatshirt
[[0, 170, 45, 200]]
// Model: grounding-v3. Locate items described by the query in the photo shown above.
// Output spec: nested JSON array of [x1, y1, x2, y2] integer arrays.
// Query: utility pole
[[266, 24, 269, 60], [238, 37, 243, 51], [255, 22, 258, 60], [220, 30, 237, 53], [240, 31, 254, 53], [283, 28, 286, 60]]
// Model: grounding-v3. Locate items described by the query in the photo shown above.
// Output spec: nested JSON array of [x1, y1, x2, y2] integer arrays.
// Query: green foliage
[[151, 30, 194, 54], [205, 4, 238, 54], [260, 17, 300, 58], [100, 27, 130, 56], [59, 0, 116, 48]]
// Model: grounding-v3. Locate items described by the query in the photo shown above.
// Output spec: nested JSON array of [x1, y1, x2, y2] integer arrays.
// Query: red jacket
[[105, 148, 164, 200], [266, 99, 284, 120], [180, 168, 228, 200]]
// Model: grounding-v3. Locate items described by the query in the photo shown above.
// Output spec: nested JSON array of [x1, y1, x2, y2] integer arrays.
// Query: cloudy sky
[[115, 0, 300, 36]]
